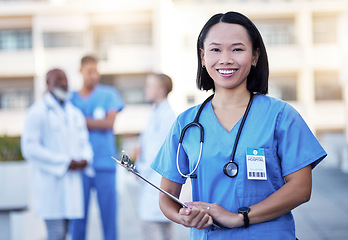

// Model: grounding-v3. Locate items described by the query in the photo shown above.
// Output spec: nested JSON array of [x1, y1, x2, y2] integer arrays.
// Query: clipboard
[[112, 154, 222, 231]]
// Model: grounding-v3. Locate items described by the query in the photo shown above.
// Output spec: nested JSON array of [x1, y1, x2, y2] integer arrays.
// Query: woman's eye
[[211, 48, 220, 52], [233, 48, 243, 52]]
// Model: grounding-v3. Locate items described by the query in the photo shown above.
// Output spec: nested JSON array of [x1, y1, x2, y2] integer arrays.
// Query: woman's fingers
[[179, 206, 213, 229]]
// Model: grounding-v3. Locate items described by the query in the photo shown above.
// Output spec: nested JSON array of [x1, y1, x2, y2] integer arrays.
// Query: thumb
[[179, 207, 191, 216]]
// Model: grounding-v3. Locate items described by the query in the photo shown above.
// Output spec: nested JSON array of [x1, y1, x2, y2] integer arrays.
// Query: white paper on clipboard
[[112, 154, 222, 231]]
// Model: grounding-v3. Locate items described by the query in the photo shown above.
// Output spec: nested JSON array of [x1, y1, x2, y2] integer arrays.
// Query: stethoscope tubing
[[176, 92, 254, 179]]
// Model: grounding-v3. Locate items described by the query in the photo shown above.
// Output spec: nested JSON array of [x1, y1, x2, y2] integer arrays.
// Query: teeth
[[218, 69, 236, 74]]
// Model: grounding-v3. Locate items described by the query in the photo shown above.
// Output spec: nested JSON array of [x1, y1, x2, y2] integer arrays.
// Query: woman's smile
[[217, 68, 238, 77]]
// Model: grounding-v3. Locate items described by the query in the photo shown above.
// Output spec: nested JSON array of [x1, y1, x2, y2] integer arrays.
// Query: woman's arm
[[189, 165, 312, 228], [249, 165, 312, 224], [159, 177, 213, 229]]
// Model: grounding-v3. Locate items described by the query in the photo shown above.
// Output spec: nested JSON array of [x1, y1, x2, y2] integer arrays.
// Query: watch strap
[[238, 207, 250, 228]]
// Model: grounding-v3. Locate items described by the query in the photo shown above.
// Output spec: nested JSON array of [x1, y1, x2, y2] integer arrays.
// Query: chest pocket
[[236, 147, 283, 199]]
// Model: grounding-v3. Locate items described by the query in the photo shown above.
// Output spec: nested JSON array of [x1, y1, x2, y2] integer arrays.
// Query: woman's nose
[[219, 51, 234, 64]]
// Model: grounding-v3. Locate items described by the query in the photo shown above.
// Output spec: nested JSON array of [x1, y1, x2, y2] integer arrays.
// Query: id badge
[[93, 107, 106, 120], [246, 148, 267, 180]]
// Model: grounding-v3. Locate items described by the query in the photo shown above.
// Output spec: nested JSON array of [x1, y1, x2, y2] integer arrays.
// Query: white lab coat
[[21, 92, 93, 219], [137, 99, 176, 221]]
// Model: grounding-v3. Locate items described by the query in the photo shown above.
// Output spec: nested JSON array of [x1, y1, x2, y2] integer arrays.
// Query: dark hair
[[196, 11, 268, 94], [81, 55, 98, 67]]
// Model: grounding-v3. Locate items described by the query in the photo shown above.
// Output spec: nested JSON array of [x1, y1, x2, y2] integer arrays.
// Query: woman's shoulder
[[255, 93, 286, 105], [254, 94, 291, 112], [255, 94, 304, 125], [177, 102, 203, 122]]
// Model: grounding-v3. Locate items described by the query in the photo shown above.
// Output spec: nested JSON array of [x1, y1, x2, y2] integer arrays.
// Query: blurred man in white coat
[[136, 73, 176, 240], [21, 68, 93, 240]]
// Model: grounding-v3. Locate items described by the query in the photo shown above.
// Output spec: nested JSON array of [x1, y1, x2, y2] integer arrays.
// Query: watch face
[[238, 207, 250, 213]]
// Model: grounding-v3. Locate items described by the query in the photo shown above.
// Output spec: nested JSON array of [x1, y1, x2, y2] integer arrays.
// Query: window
[[0, 29, 32, 50], [0, 90, 33, 109], [313, 14, 337, 44], [0, 78, 34, 109], [94, 24, 152, 57], [315, 71, 342, 101], [100, 74, 147, 105], [255, 18, 295, 46], [43, 32, 83, 48], [269, 73, 297, 101]]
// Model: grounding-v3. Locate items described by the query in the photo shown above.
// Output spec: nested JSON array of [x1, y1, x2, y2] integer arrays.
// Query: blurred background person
[[69, 55, 125, 240], [21, 68, 93, 240], [135, 73, 176, 240]]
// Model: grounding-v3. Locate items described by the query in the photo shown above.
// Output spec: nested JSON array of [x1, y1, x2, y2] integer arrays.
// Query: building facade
[[1, 0, 347, 167]]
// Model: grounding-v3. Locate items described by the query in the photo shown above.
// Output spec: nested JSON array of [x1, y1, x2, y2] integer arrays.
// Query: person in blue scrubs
[[151, 12, 327, 240], [69, 55, 124, 240]]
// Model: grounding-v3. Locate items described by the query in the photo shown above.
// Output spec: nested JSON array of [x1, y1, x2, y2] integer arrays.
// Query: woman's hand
[[186, 202, 244, 229], [178, 206, 213, 229]]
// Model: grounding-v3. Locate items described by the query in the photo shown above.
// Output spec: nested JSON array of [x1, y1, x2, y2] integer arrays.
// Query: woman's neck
[[212, 88, 250, 110]]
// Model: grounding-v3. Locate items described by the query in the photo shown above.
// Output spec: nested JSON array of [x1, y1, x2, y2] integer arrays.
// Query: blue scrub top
[[151, 94, 327, 240], [71, 84, 124, 171]]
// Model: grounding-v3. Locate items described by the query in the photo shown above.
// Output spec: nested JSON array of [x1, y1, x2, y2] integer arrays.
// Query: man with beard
[[21, 68, 93, 240]]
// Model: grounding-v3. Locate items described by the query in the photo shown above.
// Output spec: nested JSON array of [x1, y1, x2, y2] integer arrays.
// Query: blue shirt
[[71, 84, 124, 171], [151, 94, 327, 240]]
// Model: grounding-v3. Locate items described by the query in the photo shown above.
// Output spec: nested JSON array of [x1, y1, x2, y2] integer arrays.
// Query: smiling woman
[[150, 11, 326, 240], [200, 23, 258, 94]]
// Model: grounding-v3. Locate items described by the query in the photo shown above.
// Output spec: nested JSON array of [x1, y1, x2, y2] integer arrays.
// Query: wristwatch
[[238, 207, 250, 228]]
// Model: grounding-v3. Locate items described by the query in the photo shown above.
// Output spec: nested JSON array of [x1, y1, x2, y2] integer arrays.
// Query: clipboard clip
[[112, 152, 222, 231], [120, 153, 138, 172]]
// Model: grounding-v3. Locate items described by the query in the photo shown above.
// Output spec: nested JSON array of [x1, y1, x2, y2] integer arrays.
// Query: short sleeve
[[276, 103, 327, 177], [106, 87, 124, 113], [151, 117, 188, 184]]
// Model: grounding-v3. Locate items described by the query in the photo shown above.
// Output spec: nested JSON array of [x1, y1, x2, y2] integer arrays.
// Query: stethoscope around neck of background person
[[176, 92, 255, 179]]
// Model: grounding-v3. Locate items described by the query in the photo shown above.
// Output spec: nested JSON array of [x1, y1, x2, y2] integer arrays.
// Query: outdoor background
[[0, 0, 348, 239]]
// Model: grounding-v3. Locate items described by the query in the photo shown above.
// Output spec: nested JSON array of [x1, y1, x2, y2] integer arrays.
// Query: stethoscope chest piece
[[223, 162, 239, 178]]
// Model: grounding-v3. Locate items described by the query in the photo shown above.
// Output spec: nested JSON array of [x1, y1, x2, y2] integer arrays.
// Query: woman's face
[[200, 22, 259, 92]]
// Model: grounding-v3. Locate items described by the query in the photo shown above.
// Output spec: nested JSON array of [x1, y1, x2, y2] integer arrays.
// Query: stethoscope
[[176, 92, 255, 179]]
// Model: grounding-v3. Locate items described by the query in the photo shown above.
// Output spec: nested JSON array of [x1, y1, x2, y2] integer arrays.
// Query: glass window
[[94, 24, 152, 57], [0, 90, 33, 109], [0, 29, 32, 50], [100, 74, 147, 105], [315, 71, 342, 101], [269, 73, 297, 101], [313, 14, 337, 44], [43, 32, 83, 48], [0, 78, 34, 109], [255, 18, 295, 46]]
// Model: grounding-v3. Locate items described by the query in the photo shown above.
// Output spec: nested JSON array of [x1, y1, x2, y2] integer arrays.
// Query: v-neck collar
[[206, 100, 243, 149]]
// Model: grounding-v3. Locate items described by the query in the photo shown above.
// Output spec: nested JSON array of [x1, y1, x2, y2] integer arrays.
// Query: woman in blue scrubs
[[151, 12, 327, 240]]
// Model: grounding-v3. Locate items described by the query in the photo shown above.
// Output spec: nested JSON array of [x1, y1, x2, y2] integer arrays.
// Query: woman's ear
[[252, 48, 260, 67], [200, 48, 205, 67]]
